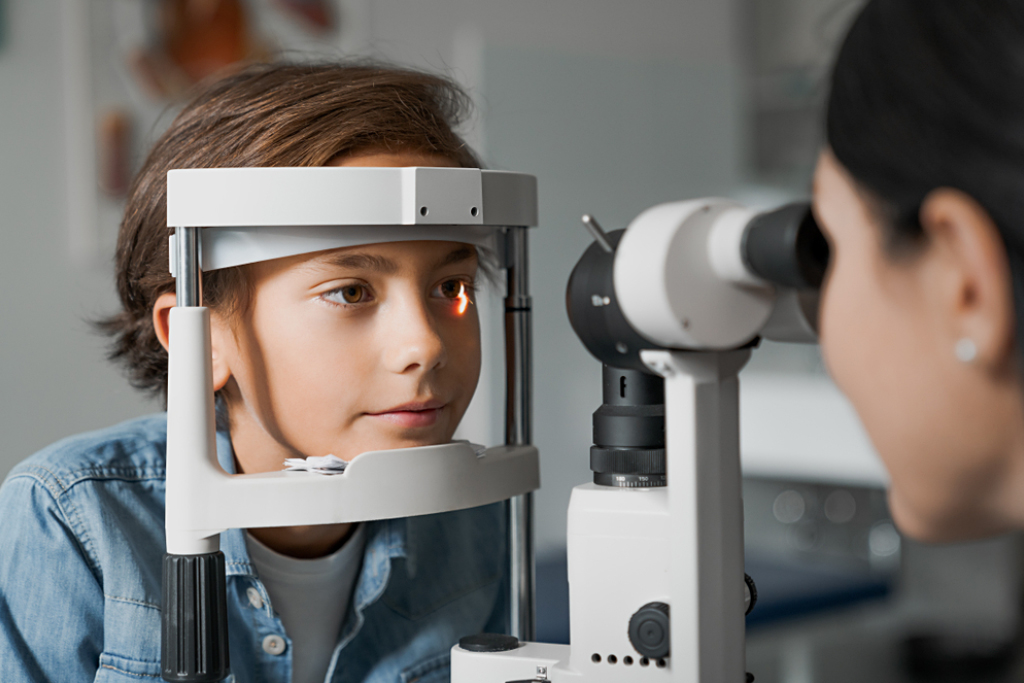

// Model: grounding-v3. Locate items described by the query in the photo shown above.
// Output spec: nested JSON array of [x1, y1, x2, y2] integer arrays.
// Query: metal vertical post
[[164, 226, 230, 682], [504, 227, 535, 642], [176, 227, 202, 308]]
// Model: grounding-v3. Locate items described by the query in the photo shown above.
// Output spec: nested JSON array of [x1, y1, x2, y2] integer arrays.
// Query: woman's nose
[[381, 296, 447, 374]]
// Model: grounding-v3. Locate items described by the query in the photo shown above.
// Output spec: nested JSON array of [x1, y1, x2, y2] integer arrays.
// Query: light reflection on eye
[[438, 279, 474, 315]]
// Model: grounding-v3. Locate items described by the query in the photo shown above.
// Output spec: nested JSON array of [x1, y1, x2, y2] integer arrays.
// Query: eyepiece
[[743, 202, 829, 289]]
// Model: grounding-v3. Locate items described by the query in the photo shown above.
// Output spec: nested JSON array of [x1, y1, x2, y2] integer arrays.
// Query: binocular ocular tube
[[570, 200, 828, 358], [708, 202, 829, 290], [744, 203, 829, 289]]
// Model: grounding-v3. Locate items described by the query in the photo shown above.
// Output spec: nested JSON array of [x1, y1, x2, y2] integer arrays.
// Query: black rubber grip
[[162, 552, 230, 682], [743, 202, 829, 289], [590, 447, 665, 474]]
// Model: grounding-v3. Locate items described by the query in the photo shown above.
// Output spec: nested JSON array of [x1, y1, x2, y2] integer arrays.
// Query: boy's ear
[[152, 292, 234, 392]]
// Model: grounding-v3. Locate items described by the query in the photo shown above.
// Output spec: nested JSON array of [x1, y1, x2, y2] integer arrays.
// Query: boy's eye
[[323, 283, 372, 306], [340, 285, 366, 303], [434, 278, 474, 315], [439, 280, 462, 299]]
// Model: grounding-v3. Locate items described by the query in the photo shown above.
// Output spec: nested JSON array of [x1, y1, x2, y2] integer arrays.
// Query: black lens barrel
[[590, 366, 666, 488], [743, 202, 829, 290]]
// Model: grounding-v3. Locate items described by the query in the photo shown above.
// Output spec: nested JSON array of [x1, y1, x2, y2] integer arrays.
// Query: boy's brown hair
[[99, 61, 481, 399]]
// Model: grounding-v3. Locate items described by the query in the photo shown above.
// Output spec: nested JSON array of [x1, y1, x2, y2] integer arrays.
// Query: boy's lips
[[366, 400, 446, 428]]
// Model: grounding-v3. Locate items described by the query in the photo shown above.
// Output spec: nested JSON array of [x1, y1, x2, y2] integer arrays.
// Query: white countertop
[[740, 373, 889, 488]]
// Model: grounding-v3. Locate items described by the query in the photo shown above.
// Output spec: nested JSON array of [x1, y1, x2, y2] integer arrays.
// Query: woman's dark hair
[[99, 61, 480, 399], [827, 0, 1024, 348]]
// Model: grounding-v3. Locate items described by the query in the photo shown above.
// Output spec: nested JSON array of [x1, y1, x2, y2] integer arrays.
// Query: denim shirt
[[0, 414, 507, 682]]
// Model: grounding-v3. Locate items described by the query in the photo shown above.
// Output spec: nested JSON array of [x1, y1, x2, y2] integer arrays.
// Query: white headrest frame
[[167, 167, 537, 273]]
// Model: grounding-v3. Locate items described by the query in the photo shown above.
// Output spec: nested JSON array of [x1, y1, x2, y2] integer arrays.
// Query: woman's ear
[[152, 292, 234, 392], [918, 189, 1016, 373]]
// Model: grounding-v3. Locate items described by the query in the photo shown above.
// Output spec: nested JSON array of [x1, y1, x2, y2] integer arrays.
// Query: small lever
[[581, 214, 614, 254]]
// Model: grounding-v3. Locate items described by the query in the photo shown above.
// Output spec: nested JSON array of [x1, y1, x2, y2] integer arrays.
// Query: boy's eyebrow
[[432, 246, 477, 269], [314, 245, 476, 274], [321, 252, 399, 274]]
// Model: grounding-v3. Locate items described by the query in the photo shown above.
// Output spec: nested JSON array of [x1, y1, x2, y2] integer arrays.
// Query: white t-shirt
[[245, 525, 367, 683]]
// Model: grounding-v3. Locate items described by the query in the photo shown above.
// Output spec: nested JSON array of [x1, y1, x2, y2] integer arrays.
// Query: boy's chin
[[339, 425, 456, 458]]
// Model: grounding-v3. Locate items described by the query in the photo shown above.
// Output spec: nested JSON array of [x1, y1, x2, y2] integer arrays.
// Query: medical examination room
[[2, 1, 1024, 682]]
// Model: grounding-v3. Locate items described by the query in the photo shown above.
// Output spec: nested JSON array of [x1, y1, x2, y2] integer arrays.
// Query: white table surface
[[740, 373, 889, 488]]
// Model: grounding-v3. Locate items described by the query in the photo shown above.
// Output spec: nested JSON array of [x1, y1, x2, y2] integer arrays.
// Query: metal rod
[[507, 494, 534, 640], [504, 227, 535, 641], [582, 214, 614, 254], [175, 227, 202, 307], [505, 227, 531, 445]]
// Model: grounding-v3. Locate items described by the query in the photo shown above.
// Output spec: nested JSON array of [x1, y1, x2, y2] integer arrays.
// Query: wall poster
[[62, 0, 369, 268]]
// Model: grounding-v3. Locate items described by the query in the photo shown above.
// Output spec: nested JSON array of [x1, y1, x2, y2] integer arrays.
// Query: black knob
[[745, 573, 758, 616], [161, 552, 230, 682], [628, 602, 670, 659], [458, 633, 520, 653]]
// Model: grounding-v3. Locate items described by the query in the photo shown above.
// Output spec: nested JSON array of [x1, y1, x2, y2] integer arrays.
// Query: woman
[[816, 0, 1024, 542]]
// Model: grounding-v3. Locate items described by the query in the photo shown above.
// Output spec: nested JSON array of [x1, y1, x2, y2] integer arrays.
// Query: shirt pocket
[[95, 653, 162, 681], [95, 653, 236, 683], [383, 506, 505, 620], [400, 651, 450, 683]]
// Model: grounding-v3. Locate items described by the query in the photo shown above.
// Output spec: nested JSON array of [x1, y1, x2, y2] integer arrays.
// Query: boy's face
[[219, 239, 481, 471], [214, 151, 483, 473]]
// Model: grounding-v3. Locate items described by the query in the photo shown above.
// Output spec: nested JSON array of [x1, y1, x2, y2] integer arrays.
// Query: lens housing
[[589, 366, 665, 488], [566, 230, 666, 375]]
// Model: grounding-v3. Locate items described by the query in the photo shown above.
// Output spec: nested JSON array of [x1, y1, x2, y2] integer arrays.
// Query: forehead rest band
[[166, 166, 537, 272]]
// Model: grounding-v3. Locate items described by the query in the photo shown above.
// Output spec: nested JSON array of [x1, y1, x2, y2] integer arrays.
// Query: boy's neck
[[248, 523, 356, 559]]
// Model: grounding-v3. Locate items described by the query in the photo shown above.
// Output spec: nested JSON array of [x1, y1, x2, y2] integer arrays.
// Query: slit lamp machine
[[450, 199, 826, 683], [162, 167, 827, 683]]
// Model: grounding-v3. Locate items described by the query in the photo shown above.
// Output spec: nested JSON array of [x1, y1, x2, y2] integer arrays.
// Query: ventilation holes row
[[591, 654, 667, 668]]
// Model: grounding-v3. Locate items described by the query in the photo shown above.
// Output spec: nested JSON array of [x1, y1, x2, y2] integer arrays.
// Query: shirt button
[[246, 587, 263, 609], [262, 634, 287, 656]]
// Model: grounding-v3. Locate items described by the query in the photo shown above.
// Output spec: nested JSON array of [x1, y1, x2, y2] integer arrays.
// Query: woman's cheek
[[817, 268, 854, 391]]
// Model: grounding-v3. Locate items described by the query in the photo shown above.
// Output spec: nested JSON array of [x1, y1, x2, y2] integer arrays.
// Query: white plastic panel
[[482, 170, 538, 228], [706, 205, 763, 286], [166, 167, 537, 228], [615, 199, 774, 350], [166, 442, 541, 551], [191, 225, 498, 272], [566, 484, 672, 678], [453, 642, 574, 683], [406, 166, 483, 224]]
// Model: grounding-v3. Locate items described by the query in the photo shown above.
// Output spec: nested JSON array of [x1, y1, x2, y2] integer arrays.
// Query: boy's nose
[[382, 298, 447, 374]]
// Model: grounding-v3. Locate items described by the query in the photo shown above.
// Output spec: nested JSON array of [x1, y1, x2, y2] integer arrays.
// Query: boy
[[0, 62, 504, 683]]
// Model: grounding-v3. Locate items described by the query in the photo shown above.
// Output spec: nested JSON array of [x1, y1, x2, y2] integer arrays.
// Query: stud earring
[[955, 338, 978, 364]]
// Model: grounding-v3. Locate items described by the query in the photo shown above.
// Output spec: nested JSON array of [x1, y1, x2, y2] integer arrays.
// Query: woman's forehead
[[813, 151, 863, 237]]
